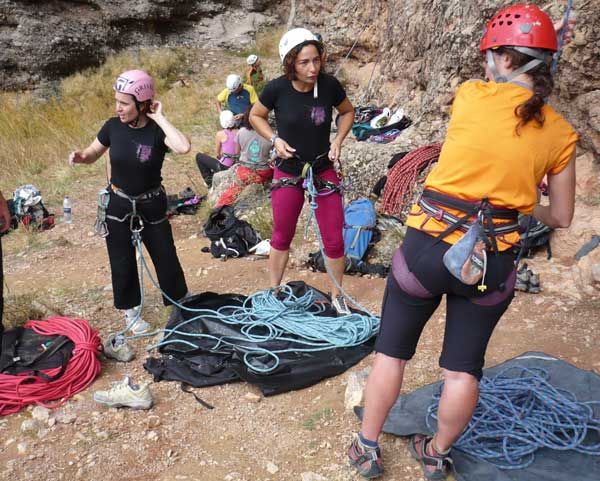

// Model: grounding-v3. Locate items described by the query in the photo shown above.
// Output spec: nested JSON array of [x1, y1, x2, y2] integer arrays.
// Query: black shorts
[[374, 227, 516, 380]]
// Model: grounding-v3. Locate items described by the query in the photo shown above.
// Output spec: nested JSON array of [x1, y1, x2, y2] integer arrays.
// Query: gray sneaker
[[332, 294, 352, 316], [93, 376, 153, 410], [125, 306, 150, 335], [103, 334, 135, 362]]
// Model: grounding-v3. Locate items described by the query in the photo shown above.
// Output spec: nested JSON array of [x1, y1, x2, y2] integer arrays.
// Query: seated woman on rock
[[215, 108, 273, 208], [195, 110, 240, 189]]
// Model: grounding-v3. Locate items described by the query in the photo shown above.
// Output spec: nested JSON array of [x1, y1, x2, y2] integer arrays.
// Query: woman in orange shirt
[[348, 5, 577, 479]]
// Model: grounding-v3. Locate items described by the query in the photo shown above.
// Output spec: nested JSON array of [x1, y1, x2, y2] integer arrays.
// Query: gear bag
[[343, 198, 377, 261], [203, 205, 261, 259]]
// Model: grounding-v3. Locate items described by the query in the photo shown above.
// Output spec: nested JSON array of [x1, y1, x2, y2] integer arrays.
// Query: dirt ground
[[1, 166, 599, 481]]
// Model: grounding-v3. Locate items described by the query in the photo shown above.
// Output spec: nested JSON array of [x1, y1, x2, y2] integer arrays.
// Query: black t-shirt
[[259, 73, 346, 166], [97, 117, 168, 196]]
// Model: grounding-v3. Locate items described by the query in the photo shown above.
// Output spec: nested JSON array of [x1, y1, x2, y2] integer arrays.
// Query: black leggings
[[105, 190, 188, 310], [375, 227, 516, 380], [195, 153, 230, 188]]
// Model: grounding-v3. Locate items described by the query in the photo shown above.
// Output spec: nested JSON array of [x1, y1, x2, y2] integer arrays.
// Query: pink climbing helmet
[[113, 70, 155, 102]]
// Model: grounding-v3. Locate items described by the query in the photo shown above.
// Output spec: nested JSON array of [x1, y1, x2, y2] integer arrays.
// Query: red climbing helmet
[[480, 4, 558, 53]]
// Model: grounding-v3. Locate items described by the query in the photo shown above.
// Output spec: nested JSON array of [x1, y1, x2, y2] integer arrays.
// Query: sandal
[[408, 434, 453, 480]]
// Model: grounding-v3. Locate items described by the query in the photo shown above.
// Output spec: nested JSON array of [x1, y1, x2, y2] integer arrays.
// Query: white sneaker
[[332, 294, 352, 316], [125, 306, 150, 335], [93, 376, 153, 410], [386, 108, 405, 126], [369, 108, 391, 128]]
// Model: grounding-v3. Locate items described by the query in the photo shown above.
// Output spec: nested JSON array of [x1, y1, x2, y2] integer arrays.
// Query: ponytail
[[496, 47, 554, 134]]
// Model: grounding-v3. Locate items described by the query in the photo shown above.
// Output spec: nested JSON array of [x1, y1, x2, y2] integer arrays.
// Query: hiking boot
[[408, 434, 453, 480], [348, 434, 384, 479], [103, 333, 135, 362], [125, 306, 150, 335], [515, 264, 530, 292], [332, 294, 352, 316], [528, 270, 541, 294], [93, 376, 153, 410]]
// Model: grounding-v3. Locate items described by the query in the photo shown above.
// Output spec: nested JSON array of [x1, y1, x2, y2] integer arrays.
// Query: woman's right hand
[[68, 150, 86, 166], [274, 138, 296, 159]]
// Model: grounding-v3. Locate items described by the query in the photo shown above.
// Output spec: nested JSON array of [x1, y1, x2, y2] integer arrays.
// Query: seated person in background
[[245, 55, 265, 92], [196, 110, 240, 188], [216, 74, 258, 124], [216, 107, 273, 208]]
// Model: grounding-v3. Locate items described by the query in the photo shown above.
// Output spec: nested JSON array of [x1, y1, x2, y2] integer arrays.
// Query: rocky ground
[[1, 148, 599, 481]]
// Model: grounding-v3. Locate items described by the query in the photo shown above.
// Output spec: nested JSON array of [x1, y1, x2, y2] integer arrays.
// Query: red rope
[[0, 316, 102, 416], [380, 144, 442, 216]]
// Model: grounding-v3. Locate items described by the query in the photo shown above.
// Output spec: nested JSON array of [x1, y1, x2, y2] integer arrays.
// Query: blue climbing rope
[[551, 0, 574, 75], [122, 234, 379, 372], [426, 366, 600, 469]]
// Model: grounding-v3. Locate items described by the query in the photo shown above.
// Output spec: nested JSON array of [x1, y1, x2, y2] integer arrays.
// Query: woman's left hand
[[554, 15, 576, 45], [147, 100, 163, 120], [328, 140, 342, 162]]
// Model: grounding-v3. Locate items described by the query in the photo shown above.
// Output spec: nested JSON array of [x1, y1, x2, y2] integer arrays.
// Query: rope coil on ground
[[426, 366, 600, 469], [0, 316, 102, 416]]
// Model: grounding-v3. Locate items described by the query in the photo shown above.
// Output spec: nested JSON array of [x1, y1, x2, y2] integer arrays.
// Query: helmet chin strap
[[486, 48, 552, 83]]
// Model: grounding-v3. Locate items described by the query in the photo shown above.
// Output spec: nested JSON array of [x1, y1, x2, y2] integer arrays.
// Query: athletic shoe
[[93, 376, 153, 410], [515, 264, 530, 292], [103, 333, 135, 362], [348, 434, 384, 479], [386, 107, 405, 126], [369, 108, 391, 128], [332, 294, 352, 316], [125, 306, 150, 335]]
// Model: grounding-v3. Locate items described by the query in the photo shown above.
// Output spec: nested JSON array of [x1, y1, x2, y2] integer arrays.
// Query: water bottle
[[63, 196, 72, 224]]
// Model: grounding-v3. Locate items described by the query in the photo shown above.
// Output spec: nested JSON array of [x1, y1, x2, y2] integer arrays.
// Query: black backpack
[[203, 206, 261, 259], [0, 327, 74, 380], [519, 215, 553, 259]]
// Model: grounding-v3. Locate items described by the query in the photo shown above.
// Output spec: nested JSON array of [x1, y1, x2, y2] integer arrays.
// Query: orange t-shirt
[[406, 80, 578, 250]]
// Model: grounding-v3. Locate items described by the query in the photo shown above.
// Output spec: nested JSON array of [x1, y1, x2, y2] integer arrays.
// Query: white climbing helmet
[[226, 74, 242, 91], [278, 28, 319, 63], [246, 54, 259, 66], [219, 110, 235, 129]]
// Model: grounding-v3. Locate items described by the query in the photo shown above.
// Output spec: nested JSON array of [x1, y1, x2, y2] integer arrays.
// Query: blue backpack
[[343, 199, 377, 261]]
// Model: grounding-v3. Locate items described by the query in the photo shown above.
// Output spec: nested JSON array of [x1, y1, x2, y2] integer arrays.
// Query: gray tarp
[[356, 352, 600, 481]]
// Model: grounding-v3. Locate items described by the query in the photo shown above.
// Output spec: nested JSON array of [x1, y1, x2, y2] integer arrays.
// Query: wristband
[[270, 134, 279, 146]]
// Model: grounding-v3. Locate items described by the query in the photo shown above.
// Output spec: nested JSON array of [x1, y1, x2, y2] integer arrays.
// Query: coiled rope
[[0, 316, 101, 415], [426, 366, 600, 469]]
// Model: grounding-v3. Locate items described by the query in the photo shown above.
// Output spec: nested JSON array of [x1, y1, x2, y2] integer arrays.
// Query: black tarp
[[355, 352, 600, 481], [144, 281, 375, 396]]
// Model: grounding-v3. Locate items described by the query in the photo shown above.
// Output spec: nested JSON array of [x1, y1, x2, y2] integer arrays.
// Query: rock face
[[0, 0, 273, 89], [293, 0, 600, 158]]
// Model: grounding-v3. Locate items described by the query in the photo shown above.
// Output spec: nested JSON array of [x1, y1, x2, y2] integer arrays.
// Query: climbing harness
[[95, 185, 168, 239], [426, 366, 600, 469]]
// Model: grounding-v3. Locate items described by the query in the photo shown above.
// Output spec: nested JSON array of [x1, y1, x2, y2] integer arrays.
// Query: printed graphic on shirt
[[135, 143, 153, 163], [248, 139, 261, 163], [310, 106, 326, 126]]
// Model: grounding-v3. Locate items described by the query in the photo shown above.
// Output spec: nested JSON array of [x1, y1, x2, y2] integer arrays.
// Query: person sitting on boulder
[[245, 54, 265, 92], [216, 74, 258, 124], [215, 107, 273, 208], [347, 5, 577, 480], [195, 110, 240, 189]]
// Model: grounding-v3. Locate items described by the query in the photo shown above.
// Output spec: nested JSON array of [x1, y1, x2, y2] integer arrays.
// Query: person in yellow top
[[215, 74, 258, 124], [245, 54, 266, 92], [347, 5, 577, 480]]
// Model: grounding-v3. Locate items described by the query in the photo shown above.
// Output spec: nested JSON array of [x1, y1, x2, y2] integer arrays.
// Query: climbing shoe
[[348, 434, 384, 479], [515, 263, 530, 292], [332, 294, 352, 316], [408, 434, 453, 480], [528, 271, 541, 294], [93, 376, 153, 410], [103, 333, 135, 363]]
